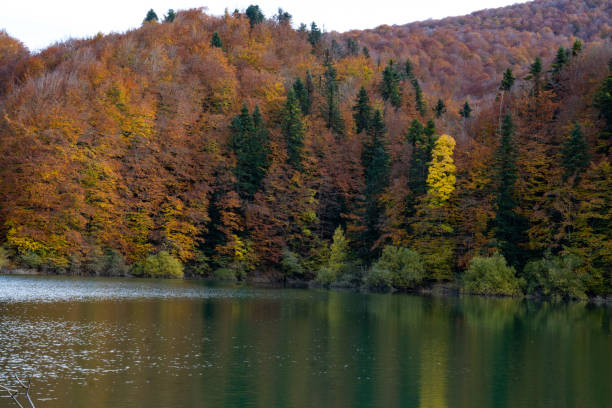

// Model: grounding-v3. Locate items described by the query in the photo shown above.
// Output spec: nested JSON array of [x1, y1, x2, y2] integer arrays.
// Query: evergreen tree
[[551, 46, 569, 75], [322, 58, 345, 136], [459, 101, 472, 118], [572, 40, 582, 56], [275, 8, 292, 24], [526, 56, 543, 94], [282, 89, 305, 169], [163, 9, 176, 23], [245, 5, 264, 26], [211, 32, 223, 48], [361, 110, 390, 258], [362, 46, 370, 58], [381, 60, 402, 108], [229, 105, 270, 199], [404, 59, 414, 79], [308, 22, 322, 47], [433, 99, 446, 118], [412, 78, 426, 116], [500, 68, 515, 92], [594, 58, 612, 154], [407, 119, 435, 197], [353, 87, 372, 134], [143, 9, 158, 23], [346, 38, 359, 56], [493, 113, 528, 268], [562, 123, 590, 181], [292, 77, 311, 115]]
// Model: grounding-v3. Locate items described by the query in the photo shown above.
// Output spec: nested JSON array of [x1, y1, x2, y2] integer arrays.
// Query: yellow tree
[[426, 134, 456, 207]]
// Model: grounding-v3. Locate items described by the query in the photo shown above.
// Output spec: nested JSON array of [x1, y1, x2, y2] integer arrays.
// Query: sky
[[2, 0, 531, 51]]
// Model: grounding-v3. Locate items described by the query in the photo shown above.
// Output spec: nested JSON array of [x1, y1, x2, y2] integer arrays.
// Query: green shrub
[[190, 251, 212, 276], [462, 254, 522, 296], [142, 251, 184, 278], [367, 246, 425, 290], [523, 254, 587, 301], [90, 248, 128, 276], [212, 267, 238, 281], [280, 249, 304, 278], [316, 227, 350, 285], [18, 251, 43, 269]]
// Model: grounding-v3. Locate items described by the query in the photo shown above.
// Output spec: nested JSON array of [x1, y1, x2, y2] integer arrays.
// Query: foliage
[[459, 101, 472, 118], [462, 254, 522, 296], [523, 254, 587, 301], [365, 246, 425, 290], [211, 32, 223, 48], [381, 60, 402, 108], [143, 9, 158, 23], [90, 248, 128, 277], [426, 134, 456, 207], [245, 5, 264, 26], [141, 251, 184, 278], [0, 247, 9, 269], [317, 227, 350, 285], [281, 89, 305, 168], [280, 249, 304, 278], [561, 123, 590, 181]]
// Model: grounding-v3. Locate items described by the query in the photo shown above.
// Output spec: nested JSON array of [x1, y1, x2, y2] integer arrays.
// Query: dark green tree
[[526, 56, 543, 94], [229, 105, 270, 199], [571, 40, 582, 56], [353, 87, 372, 134], [493, 113, 528, 268], [551, 47, 569, 75], [245, 5, 264, 26], [593, 58, 612, 154], [282, 89, 305, 169], [500, 68, 515, 92], [562, 123, 590, 182], [308, 22, 322, 47], [362, 46, 370, 58], [407, 119, 435, 197], [381, 60, 402, 108], [459, 100, 472, 118], [346, 38, 359, 56], [361, 110, 390, 259], [143, 9, 158, 23], [163, 9, 176, 23], [292, 77, 311, 115], [404, 59, 414, 79], [275, 8, 291, 24], [412, 78, 426, 116], [322, 58, 345, 136], [433, 99, 446, 118], [211, 32, 223, 48]]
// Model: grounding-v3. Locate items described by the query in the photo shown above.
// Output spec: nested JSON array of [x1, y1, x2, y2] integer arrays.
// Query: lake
[[0, 275, 610, 407]]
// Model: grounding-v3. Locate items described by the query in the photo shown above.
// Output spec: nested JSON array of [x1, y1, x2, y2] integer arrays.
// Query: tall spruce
[[229, 105, 270, 199], [308, 22, 322, 47], [353, 87, 372, 134], [459, 101, 472, 118], [562, 123, 590, 182], [143, 9, 158, 23], [211, 32, 223, 48], [407, 119, 435, 197], [433, 99, 446, 118], [494, 113, 527, 268], [282, 89, 305, 169], [411, 78, 426, 116], [245, 5, 264, 26], [293, 76, 311, 115], [322, 57, 345, 136], [593, 58, 612, 154], [381, 60, 402, 108]]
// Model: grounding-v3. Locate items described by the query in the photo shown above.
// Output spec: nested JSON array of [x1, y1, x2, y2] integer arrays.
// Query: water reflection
[[0, 276, 610, 408]]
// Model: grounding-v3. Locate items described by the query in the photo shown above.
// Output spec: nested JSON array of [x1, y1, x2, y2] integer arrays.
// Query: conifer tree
[[571, 40, 582, 56], [353, 87, 372, 134], [230, 105, 270, 199], [163, 9, 176, 23], [594, 58, 612, 154], [292, 77, 311, 115], [494, 113, 527, 268], [362, 46, 370, 58], [282, 89, 305, 169], [381, 60, 402, 108], [245, 5, 264, 26], [211, 32, 223, 48], [407, 119, 435, 197], [500, 68, 515, 92], [433, 99, 446, 118], [412, 78, 426, 116], [323, 58, 345, 136], [308, 22, 322, 47], [404, 59, 414, 79], [527, 56, 543, 94], [459, 101, 472, 118], [562, 123, 590, 181], [143, 9, 158, 23]]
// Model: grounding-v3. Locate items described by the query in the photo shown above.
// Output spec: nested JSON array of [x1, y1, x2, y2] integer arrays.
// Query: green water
[[0, 275, 610, 407]]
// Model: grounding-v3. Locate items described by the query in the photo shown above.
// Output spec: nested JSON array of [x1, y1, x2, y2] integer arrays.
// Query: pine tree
[[381, 60, 402, 108], [404, 59, 414, 80], [493, 113, 528, 268], [500, 68, 515, 92], [229, 105, 270, 199], [143, 9, 158, 23], [459, 101, 472, 118], [407, 119, 434, 197], [562, 123, 590, 181], [362, 46, 370, 58], [163, 9, 176, 23], [571, 40, 582, 56], [282, 89, 305, 169], [433, 99, 446, 118], [412, 78, 426, 116], [361, 110, 390, 258], [594, 58, 612, 154], [211, 32, 223, 48], [323, 58, 345, 136], [308, 22, 322, 47], [352, 87, 372, 134], [426, 134, 456, 207], [527, 56, 543, 94], [292, 77, 310, 115], [245, 5, 264, 26]]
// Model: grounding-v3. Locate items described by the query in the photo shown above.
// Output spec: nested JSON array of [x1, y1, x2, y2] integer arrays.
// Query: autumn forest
[[0, 0, 610, 300]]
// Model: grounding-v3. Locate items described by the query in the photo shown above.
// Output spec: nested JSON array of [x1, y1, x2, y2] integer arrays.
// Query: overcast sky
[[2, 0, 530, 51]]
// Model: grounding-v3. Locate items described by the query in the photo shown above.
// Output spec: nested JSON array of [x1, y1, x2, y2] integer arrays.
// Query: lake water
[[0, 275, 610, 408]]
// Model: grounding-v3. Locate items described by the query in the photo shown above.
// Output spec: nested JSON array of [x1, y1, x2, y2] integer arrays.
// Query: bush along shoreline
[[1, 230, 608, 304]]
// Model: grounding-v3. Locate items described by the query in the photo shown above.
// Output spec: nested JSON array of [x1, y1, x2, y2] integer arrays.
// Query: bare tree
[[0, 374, 35, 408]]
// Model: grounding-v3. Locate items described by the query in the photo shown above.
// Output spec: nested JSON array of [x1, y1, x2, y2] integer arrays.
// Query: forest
[[0, 0, 610, 300]]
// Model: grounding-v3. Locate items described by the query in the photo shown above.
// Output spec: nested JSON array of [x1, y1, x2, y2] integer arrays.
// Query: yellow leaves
[[161, 199, 199, 262], [427, 134, 457, 207]]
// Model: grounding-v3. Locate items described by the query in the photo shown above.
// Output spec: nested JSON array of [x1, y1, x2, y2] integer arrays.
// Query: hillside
[[0, 0, 610, 298]]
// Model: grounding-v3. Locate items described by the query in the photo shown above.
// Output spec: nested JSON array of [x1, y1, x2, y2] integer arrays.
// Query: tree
[[459, 101, 472, 118], [493, 114, 528, 268], [381, 60, 402, 108], [346, 38, 359, 56], [143, 9, 158, 23], [322, 58, 345, 136], [317, 226, 349, 284], [352, 86, 372, 134], [407, 119, 435, 198], [426, 134, 456, 207], [245, 5, 264, 26], [561, 123, 590, 181], [163, 9, 176, 23], [500, 68, 515, 92], [526, 56, 543, 94], [293, 76, 311, 115], [411, 78, 426, 116], [211, 32, 223, 48], [404, 59, 414, 79], [282, 89, 305, 169], [433, 99, 446, 118], [593, 58, 612, 154], [229, 105, 270, 199], [275, 8, 291, 24], [308, 22, 322, 47], [571, 40, 582, 56]]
